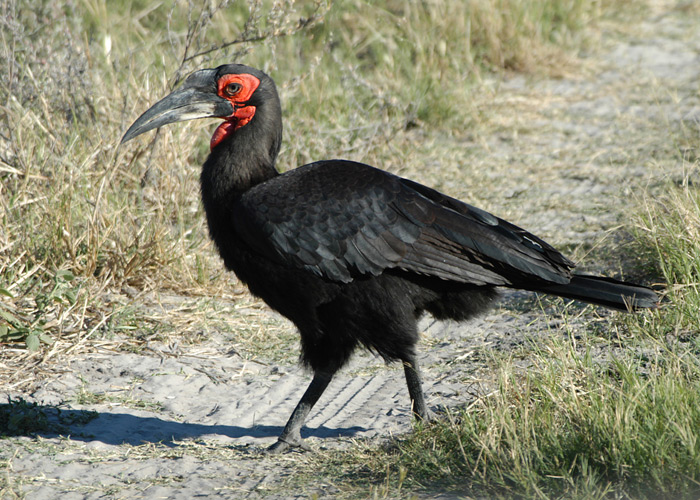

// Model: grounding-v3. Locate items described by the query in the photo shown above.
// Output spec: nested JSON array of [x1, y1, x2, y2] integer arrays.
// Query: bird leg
[[402, 355, 434, 421], [266, 370, 333, 454]]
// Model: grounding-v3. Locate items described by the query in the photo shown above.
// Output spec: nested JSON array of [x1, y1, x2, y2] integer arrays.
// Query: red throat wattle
[[210, 106, 256, 150], [210, 73, 260, 150]]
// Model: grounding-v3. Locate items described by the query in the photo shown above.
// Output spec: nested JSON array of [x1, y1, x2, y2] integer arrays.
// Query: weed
[[0, 397, 97, 437], [0, 269, 80, 350]]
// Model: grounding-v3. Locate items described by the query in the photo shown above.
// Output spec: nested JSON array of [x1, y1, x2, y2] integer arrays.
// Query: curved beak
[[121, 69, 232, 144]]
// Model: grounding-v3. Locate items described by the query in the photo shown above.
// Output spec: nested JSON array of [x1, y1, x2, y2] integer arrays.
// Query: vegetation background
[[1, 0, 699, 498]]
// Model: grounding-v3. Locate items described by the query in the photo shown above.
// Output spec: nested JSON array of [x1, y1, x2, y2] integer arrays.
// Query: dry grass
[[0, 0, 625, 388]]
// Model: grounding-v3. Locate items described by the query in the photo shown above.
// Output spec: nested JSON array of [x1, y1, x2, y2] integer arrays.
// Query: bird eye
[[224, 82, 242, 97]]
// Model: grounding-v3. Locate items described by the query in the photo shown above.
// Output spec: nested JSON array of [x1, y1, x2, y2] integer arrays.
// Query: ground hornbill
[[122, 64, 659, 453]]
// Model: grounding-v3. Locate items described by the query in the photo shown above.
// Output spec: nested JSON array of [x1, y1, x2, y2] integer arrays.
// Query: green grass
[[308, 352, 700, 498], [0, 397, 97, 437], [630, 177, 700, 339], [301, 173, 700, 499], [358, 350, 700, 498]]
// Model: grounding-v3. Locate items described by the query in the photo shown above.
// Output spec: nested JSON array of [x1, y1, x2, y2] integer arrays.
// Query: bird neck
[[201, 145, 278, 202], [199, 117, 281, 255], [200, 109, 282, 205]]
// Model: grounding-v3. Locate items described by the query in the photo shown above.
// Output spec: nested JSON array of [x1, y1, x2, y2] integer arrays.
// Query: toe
[[265, 437, 313, 454]]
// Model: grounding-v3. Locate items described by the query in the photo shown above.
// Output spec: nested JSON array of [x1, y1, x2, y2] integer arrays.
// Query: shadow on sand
[[1, 402, 365, 447]]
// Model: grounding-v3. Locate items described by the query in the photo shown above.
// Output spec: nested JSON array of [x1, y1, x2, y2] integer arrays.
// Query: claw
[[265, 439, 291, 454], [265, 437, 312, 454], [418, 408, 437, 422]]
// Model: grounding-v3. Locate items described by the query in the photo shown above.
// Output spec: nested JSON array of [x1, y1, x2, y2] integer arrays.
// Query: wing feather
[[233, 160, 573, 285]]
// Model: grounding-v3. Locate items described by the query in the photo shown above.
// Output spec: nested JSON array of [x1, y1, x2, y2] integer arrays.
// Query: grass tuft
[[304, 168, 700, 498], [0, 397, 97, 437], [628, 174, 700, 339], [309, 341, 700, 499]]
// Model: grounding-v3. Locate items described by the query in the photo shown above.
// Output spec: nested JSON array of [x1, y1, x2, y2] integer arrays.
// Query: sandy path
[[3, 4, 699, 499]]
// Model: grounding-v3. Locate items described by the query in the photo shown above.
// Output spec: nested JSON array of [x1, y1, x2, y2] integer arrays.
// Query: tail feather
[[535, 274, 659, 311]]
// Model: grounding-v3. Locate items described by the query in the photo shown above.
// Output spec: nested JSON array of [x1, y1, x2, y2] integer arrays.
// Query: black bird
[[122, 64, 658, 453]]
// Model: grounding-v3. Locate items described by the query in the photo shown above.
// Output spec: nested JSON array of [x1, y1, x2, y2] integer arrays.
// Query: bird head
[[121, 64, 274, 150]]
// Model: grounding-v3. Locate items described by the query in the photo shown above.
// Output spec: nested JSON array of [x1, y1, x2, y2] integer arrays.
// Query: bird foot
[[265, 436, 312, 454], [422, 408, 438, 422], [412, 405, 437, 423]]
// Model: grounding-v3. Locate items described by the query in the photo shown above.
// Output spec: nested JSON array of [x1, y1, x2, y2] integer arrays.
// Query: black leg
[[402, 354, 433, 421], [266, 370, 333, 454]]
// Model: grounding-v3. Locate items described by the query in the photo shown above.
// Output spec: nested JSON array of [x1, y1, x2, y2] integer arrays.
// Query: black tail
[[535, 275, 659, 311]]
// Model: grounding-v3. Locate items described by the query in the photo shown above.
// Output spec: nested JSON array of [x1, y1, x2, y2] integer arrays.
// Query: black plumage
[[121, 64, 659, 453]]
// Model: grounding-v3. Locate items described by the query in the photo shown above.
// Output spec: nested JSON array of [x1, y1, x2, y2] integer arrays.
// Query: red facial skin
[[210, 73, 260, 150]]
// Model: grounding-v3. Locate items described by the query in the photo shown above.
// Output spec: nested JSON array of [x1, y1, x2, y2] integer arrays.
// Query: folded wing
[[233, 160, 574, 286]]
